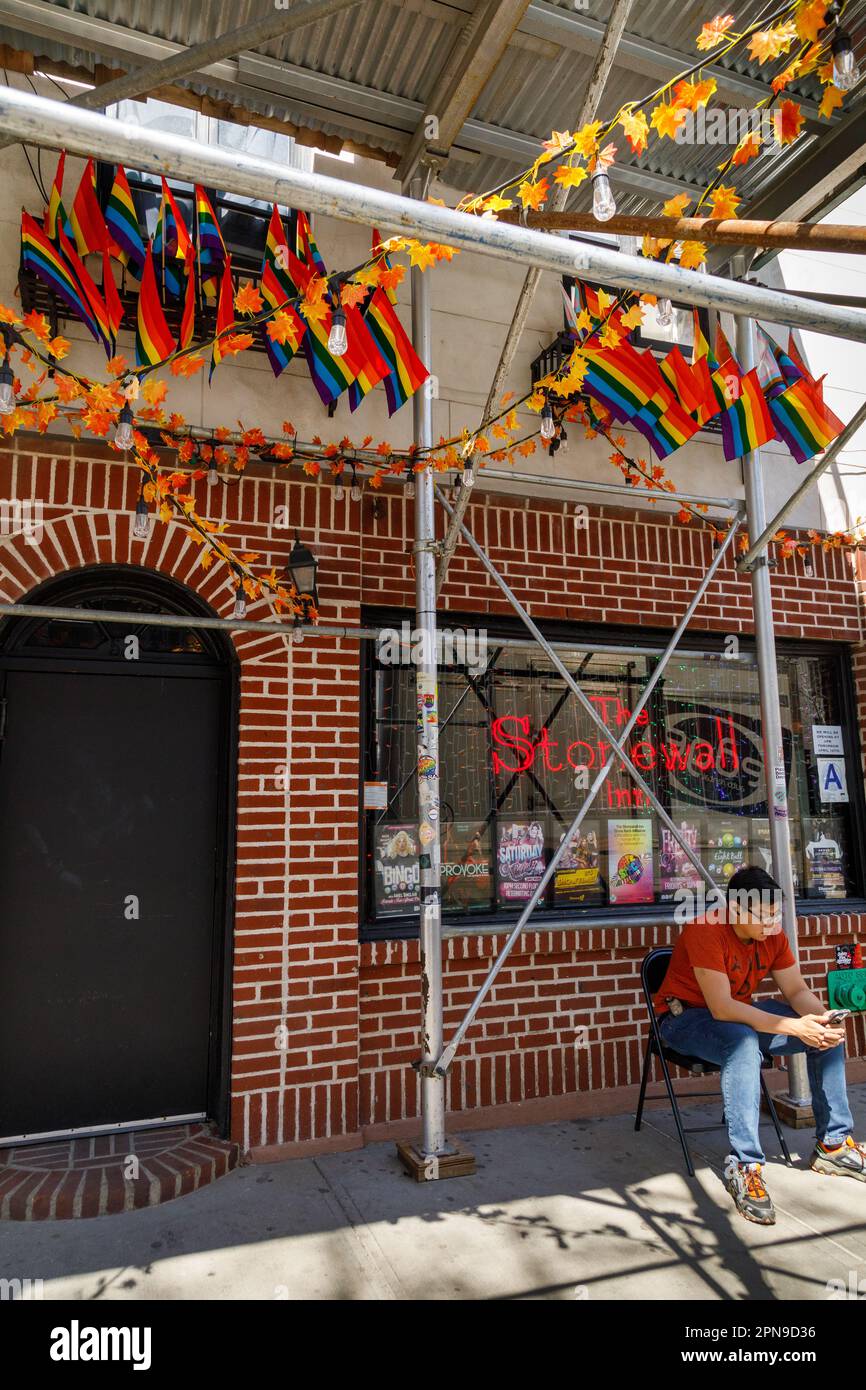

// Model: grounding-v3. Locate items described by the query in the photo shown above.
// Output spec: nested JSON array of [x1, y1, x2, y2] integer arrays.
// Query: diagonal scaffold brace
[[431, 489, 745, 1077]]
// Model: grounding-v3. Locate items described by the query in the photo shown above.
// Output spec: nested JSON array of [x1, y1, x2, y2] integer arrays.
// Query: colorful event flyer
[[751, 817, 801, 894], [496, 819, 546, 906], [373, 824, 420, 916], [658, 819, 702, 901], [607, 819, 654, 905], [706, 818, 749, 887], [554, 822, 604, 907], [442, 820, 493, 913], [803, 816, 847, 899]]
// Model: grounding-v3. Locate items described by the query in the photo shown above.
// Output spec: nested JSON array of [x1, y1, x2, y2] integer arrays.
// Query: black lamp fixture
[[287, 530, 319, 613], [0, 324, 22, 416]]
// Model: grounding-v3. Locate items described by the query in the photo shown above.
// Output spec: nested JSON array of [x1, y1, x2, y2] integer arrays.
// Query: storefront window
[[363, 629, 863, 928]]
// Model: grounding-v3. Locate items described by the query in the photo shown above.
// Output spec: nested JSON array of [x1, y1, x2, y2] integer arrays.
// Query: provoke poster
[[442, 821, 492, 912], [497, 820, 545, 905], [607, 819, 654, 905], [554, 823, 603, 907], [374, 824, 420, 915], [658, 819, 702, 901]]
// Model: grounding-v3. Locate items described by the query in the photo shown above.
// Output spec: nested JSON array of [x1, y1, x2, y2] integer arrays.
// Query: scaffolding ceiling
[[1, 0, 865, 246]]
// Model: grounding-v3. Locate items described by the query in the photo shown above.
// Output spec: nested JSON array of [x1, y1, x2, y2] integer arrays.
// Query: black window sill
[[360, 898, 866, 943]]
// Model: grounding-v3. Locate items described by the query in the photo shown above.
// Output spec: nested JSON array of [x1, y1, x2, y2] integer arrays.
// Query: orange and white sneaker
[[724, 1157, 776, 1224], [811, 1135, 866, 1181]]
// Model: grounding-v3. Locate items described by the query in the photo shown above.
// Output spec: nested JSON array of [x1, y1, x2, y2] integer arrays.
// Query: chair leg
[[635, 1040, 654, 1132], [761, 1072, 794, 1166], [657, 1051, 696, 1178]]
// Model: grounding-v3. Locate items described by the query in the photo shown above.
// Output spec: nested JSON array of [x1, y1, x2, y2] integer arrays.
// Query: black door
[[0, 601, 231, 1141]]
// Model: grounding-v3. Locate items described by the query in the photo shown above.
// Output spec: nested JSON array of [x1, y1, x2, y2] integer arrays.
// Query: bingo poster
[[607, 819, 654, 905], [496, 820, 545, 906], [374, 824, 420, 916]]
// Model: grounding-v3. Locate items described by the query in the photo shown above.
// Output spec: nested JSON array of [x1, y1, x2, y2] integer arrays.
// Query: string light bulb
[[405, 467, 415, 500], [557, 427, 568, 454], [132, 490, 150, 541], [540, 400, 555, 441], [832, 27, 859, 89], [207, 453, 219, 488], [114, 402, 134, 451], [333, 474, 345, 502], [657, 298, 673, 327], [462, 465, 476, 488], [0, 358, 14, 416], [591, 170, 617, 222], [233, 587, 247, 620], [327, 307, 348, 357], [350, 465, 362, 502]]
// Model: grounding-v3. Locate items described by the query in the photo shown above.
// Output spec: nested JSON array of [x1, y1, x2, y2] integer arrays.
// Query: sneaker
[[811, 1135, 866, 1181], [724, 1157, 776, 1224]]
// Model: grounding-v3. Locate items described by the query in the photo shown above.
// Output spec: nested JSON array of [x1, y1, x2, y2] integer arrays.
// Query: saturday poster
[[554, 822, 604, 907], [658, 819, 703, 901], [496, 820, 546, 906], [607, 819, 654, 905], [803, 816, 847, 899], [373, 824, 420, 915], [442, 821, 493, 913]]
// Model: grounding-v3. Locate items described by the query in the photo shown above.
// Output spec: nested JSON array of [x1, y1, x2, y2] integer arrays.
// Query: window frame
[[359, 607, 866, 940]]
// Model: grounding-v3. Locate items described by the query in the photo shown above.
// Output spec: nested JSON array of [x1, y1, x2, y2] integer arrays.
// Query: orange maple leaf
[[220, 334, 253, 357], [340, 281, 368, 308], [517, 177, 549, 210], [22, 309, 51, 343], [234, 281, 263, 315], [170, 354, 205, 377], [679, 241, 707, 270], [651, 103, 687, 140], [732, 132, 762, 165], [773, 99, 805, 145], [796, 0, 830, 45], [268, 311, 301, 347], [748, 21, 797, 64], [709, 184, 741, 219], [105, 354, 128, 377], [662, 192, 691, 219], [47, 335, 70, 360], [572, 121, 603, 157], [553, 164, 587, 189], [696, 14, 735, 51], [619, 108, 649, 155], [379, 264, 406, 291], [819, 83, 844, 119]]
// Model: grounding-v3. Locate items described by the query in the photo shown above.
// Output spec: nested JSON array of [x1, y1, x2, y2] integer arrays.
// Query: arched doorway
[[0, 566, 236, 1144]]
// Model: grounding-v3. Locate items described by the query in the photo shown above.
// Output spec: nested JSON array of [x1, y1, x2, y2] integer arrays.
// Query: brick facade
[[1, 438, 864, 1155]]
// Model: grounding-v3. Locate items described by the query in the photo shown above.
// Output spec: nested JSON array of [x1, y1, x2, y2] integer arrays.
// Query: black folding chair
[[635, 946, 793, 1177]]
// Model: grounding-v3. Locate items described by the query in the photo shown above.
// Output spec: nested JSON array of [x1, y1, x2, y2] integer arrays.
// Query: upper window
[[362, 626, 863, 931]]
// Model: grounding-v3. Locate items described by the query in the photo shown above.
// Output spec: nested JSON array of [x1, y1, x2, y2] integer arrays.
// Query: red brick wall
[[1, 439, 864, 1152]]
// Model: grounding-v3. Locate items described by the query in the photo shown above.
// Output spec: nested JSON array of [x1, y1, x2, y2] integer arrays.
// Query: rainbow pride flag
[[633, 395, 700, 459], [136, 241, 176, 367], [719, 368, 777, 460], [69, 157, 109, 257], [102, 250, 124, 349], [58, 226, 114, 356], [295, 210, 327, 278], [195, 185, 226, 299], [153, 179, 192, 299], [105, 166, 145, 278], [21, 210, 100, 343], [210, 257, 234, 381], [348, 288, 428, 415], [180, 248, 196, 350], [44, 151, 73, 243], [769, 376, 844, 463], [259, 205, 306, 376]]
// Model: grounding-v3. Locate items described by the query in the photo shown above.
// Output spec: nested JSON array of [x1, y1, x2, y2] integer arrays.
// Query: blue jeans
[[659, 1000, 854, 1165]]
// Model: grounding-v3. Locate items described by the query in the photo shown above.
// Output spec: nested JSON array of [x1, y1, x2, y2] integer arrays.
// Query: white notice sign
[[812, 725, 844, 756]]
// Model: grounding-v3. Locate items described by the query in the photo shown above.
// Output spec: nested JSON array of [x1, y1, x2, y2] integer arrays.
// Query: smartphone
[[827, 1009, 852, 1026]]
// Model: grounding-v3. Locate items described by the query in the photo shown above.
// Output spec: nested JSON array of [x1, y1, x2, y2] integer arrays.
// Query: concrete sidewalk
[[4, 1085, 866, 1301]]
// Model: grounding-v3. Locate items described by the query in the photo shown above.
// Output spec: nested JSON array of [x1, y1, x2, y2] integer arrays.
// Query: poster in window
[[607, 819, 654, 905], [496, 819, 546, 906], [751, 817, 801, 894], [803, 816, 847, 899], [658, 819, 703, 901], [554, 822, 604, 907], [706, 818, 749, 887], [442, 820, 493, 912], [374, 824, 420, 915]]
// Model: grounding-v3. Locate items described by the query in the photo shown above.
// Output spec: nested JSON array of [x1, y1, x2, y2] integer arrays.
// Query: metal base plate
[[396, 1137, 476, 1181], [765, 1092, 815, 1128]]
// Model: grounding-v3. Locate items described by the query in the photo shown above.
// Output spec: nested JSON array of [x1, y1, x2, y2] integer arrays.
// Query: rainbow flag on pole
[[69, 157, 109, 257], [136, 241, 176, 367], [209, 256, 234, 381], [195, 185, 226, 299], [21, 210, 100, 343], [348, 287, 428, 415], [769, 376, 844, 463], [719, 367, 777, 460], [44, 151, 73, 242], [57, 226, 114, 356], [105, 166, 145, 278], [259, 205, 306, 376]]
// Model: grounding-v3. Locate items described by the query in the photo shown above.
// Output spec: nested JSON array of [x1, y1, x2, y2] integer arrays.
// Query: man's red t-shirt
[[653, 915, 796, 1014]]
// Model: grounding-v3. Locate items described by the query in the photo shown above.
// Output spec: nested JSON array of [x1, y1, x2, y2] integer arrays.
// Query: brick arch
[[0, 507, 291, 666]]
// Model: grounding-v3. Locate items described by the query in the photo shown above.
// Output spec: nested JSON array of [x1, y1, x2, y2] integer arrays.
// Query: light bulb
[[833, 30, 860, 89], [657, 298, 673, 327], [351, 482, 362, 502], [558, 429, 568, 454], [0, 361, 14, 416], [291, 625, 304, 644], [132, 496, 149, 540], [233, 591, 247, 620], [405, 478, 415, 500], [540, 402, 555, 441], [114, 403, 134, 451], [207, 458, 219, 488], [462, 466, 475, 488], [334, 481, 345, 502], [592, 171, 616, 222], [327, 308, 348, 357]]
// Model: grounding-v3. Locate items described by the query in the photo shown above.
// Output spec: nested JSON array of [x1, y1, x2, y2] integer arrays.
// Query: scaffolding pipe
[[435, 0, 635, 595], [735, 297, 811, 1111], [737, 396, 866, 572], [498, 211, 866, 255], [434, 499, 744, 1075], [475, 468, 740, 510], [409, 173, 448, 1163], [2, 88, 866, 343], [0, 600, 368, 640]]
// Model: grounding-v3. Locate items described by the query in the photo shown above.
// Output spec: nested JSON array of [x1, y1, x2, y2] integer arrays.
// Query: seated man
[[654, 864, 865, 1225]]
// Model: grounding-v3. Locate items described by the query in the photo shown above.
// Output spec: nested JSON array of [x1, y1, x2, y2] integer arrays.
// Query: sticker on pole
[[817, 757, 848, 804]]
